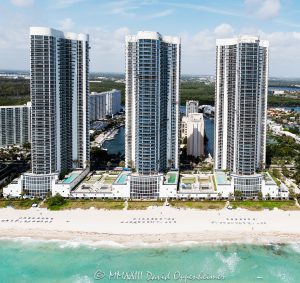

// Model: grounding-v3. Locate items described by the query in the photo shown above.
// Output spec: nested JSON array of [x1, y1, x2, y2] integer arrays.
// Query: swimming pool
[[115, 173, 127, 185], [63, 173, 79, 184], [215, 173, 228, 184]]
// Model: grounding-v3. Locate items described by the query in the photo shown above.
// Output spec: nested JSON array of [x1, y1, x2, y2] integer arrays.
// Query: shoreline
[[1, 230, 300, 247], [1, 207, 300, 246]]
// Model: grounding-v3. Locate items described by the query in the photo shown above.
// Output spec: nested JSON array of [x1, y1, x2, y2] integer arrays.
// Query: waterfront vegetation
[[0, 198, 40, 209], [169, 200, 226, 210], [1, 197, 299, 211], [1, 77, 300, 107], [0, 78, 30, 106], [180, 82, 214, 105], [266, 134, 300, 185], [127, 201, 164, 210], [229, 200, 299, 211], [90, 80, 125, 104], [43, 196, 125, 210]]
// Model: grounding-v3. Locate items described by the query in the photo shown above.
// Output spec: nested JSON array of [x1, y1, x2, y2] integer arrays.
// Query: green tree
[[257, 191, 263, 201], [234, 190, 243, 200], [46, 194, 66, 210], [289, 189, 296, 200]]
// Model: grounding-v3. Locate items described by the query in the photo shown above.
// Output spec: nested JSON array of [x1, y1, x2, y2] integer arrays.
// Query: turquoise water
[[0, 239, 300, 282], [63, 173, 79, 184], [215, 172, 229, 185], [115, 173, 127, 184]]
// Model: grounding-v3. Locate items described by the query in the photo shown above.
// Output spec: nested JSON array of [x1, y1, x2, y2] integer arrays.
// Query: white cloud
[[180, 24, 300, 76], [57, 18, 74, 31], [108, 0, 138, 17], [10, 0, 34, 7], [52, 0, 85, 9], [245, 0, 281, 20], [145, 9, 173, 19], [1, 14, 300, 78], [214, 23, 234, 37], [83, 26, 130, 72], [165, 2, 240, 17]]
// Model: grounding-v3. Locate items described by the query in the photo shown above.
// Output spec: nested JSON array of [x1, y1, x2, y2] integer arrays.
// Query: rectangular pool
[[115, 173, 127, 185], [63, 173, 79, 184]]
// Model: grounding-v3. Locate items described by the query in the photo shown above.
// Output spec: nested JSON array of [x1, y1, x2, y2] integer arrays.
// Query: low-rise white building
[[3, 169, 288, 200], [3, 168, 89, 198]]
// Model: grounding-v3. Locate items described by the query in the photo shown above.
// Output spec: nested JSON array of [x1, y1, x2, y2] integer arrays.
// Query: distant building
[[214, 36, 269, 197], [89, 89, 121, 121], [89, 92, 106, 121], [0, 102, 31, 147], [186, 113, 205, 157], [269, 89, 285, 95], [186, 100, 199, 115], [125, 31, 180, 199], [105, 89, 121, 116], [181, 116, 188, 139]]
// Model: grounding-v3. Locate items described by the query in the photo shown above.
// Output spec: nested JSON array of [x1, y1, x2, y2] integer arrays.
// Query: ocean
[[1, 239, 300, 282]]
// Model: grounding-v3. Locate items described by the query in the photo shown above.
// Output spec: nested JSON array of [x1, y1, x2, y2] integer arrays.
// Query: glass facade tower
[[24, 27, 90, 197], [214, 36, 269, 197], [125, 31, 180, 198], [125, 31, 180, 175]]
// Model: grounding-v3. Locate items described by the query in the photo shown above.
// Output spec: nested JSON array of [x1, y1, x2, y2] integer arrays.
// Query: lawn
[[181, 177, 196, 184], [127, 201, 164, 210], [167, 173, 177, 184], [103, 176, 117, 184], [266, 170, 281, 186], [230, 200, 300, 211], [0, 199, 40, 209], [43, 199, 125, 210], [170, 201, 226, 210]]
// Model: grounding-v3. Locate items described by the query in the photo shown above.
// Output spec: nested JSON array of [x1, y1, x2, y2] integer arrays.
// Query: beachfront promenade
[[0, 206, 300, 244]]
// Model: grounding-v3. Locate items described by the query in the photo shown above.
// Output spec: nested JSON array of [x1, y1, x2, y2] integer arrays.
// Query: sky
[[1, 0, 300, 77]]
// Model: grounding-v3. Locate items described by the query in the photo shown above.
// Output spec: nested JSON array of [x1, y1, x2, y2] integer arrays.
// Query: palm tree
[[234, 190, 243, 200], [257, 191, 263, 201]]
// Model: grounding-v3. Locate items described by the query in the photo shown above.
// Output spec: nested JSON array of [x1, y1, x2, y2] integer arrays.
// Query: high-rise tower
[[214, 36, 269, 197], [24, 27, 90, 197], [125, 31, 180, 198]]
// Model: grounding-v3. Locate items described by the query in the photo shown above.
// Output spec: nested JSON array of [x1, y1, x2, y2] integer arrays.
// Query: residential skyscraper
[[24, 27, 90, 197], [186, 100, 199, 115], [214, 36, 269, 197], [0, 102, 31, 147], [125, 31, 180, 198]]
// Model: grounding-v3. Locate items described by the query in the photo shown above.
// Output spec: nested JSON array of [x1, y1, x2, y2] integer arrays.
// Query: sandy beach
[[0, 206, 300, 245]]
